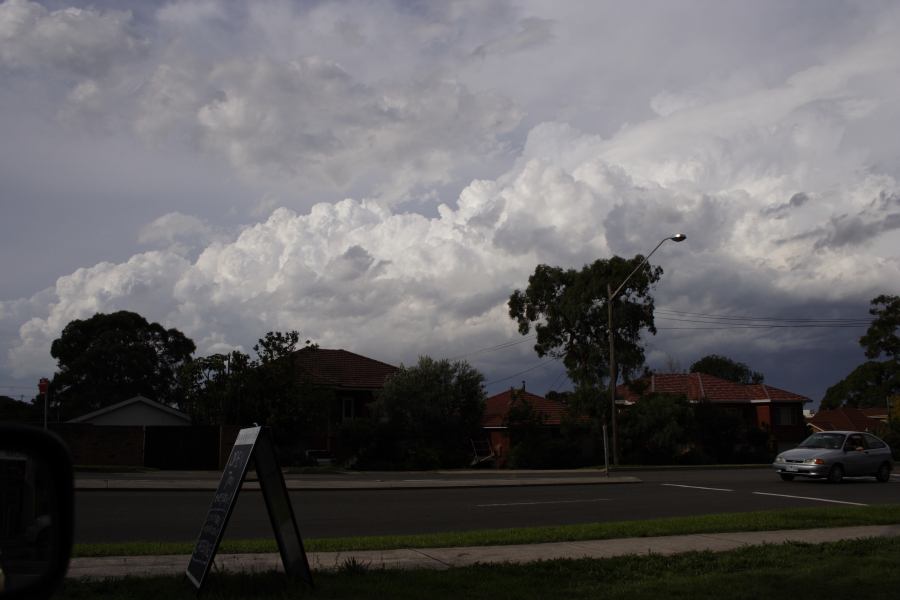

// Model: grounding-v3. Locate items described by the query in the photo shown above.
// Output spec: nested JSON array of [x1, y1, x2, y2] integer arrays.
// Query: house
[[58, 395, 222, 469], [616, 373, 811, 451], [481, 388, 574, 466], [291, 348, 399, 452], [807, 407, 884, 433], [66, 395, 191, 426]]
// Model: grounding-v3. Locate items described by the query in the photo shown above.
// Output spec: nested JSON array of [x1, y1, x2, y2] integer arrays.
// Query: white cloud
[[137, 211, 228, 254], [3, 1, 900, 403], [2, 0, 529, 204], [0, 0, 142, 76], [6, 251, 191, 377]]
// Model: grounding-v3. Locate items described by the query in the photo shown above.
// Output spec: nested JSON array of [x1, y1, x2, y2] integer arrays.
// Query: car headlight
[[775, 455, 785, 463], [804, 458, 826, 465]]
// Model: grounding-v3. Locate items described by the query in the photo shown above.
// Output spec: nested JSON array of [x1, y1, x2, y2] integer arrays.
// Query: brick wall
[[52, 424, 145, 466]]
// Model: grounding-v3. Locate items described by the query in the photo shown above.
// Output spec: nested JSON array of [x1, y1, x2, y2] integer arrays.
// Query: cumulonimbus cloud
[[2, 1, 900, 400]]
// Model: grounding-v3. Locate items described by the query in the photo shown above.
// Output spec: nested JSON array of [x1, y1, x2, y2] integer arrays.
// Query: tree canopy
[[689, 354, 764, 384], [618, 393, 695, 464], [860, 294, 900, 360], [369, 356, 486, 468], [508, 256, 662, 397], [822, 294, 900, 409], [181, 331, 325, 431], [820, 360, 900, 410], [50, 311, 195, 419]]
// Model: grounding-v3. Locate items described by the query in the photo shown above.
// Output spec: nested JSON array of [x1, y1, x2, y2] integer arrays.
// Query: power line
[[447, 335, 536, 361], [655, 318, 868, 329], [655, 308, 869, 324], [485, 358, 560, 387], [547, 364, 570, 391], [653, 306, 870, 331]]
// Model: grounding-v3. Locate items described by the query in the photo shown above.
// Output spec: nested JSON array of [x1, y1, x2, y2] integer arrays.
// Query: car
[[772, 431, 894, 483], [0, 425, 73, 600]]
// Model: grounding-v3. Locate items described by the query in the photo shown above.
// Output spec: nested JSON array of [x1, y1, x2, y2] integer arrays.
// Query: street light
[[607, 233, 686, 467]]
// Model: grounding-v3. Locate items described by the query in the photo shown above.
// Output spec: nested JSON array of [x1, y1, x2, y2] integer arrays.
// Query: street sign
[[186, 426, 313, 591]]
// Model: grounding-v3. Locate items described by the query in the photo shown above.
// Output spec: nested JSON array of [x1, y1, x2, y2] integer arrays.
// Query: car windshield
[[798, 433, 845, 449]]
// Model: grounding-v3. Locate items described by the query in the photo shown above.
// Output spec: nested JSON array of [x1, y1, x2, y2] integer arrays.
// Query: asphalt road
[[74, 468, 900, 544]]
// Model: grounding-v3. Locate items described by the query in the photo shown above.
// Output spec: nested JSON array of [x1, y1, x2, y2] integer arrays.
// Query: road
[[74, 468, 900, 544]]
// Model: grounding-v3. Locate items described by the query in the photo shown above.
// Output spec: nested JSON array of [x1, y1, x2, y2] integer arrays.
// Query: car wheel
[[827, 464, 844, 484], [876, 462, 891, 483], [779, 474, 794, 481]]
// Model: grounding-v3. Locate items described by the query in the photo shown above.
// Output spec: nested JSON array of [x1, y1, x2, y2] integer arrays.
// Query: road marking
[[476, 498, 609, 508], [752, 492, 868, 506], [661, 484, 734, 492]]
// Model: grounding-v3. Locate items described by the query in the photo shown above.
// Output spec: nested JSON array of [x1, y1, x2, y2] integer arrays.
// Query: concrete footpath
[[67, 524, 900, 580]]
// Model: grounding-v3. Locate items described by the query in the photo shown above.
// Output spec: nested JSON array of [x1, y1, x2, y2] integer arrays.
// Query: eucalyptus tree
[[508, 255, 662, 420]]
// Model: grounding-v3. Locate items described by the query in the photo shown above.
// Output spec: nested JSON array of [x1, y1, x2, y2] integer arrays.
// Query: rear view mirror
[[0, 425, 74, 599]]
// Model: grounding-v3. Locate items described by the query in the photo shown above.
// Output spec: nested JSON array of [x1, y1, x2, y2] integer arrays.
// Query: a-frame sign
[[186, 426, 313, 592]]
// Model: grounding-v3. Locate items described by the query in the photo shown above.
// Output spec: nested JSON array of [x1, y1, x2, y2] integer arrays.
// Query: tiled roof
[[616, 373, 810, 404], [808, 407, 883, 433], [291, 348, 398, 390], [483, 389, 569, 428]]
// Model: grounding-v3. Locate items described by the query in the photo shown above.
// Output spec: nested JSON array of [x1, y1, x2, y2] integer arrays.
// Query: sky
[[1, 0, 899, 407]]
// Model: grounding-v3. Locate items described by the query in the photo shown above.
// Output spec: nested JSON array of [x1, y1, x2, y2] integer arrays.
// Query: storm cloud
[[2, 1, 899, 404]]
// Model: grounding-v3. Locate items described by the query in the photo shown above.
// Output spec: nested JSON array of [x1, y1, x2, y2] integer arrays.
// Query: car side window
[[845, 435, 866, 449], [863, 434, 885, 449]]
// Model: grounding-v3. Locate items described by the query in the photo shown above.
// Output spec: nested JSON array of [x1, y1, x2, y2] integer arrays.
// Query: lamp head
[[670, 233, 687, 242]]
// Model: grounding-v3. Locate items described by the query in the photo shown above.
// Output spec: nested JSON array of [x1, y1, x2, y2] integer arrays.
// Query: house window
[[773, 406, 796, 426]]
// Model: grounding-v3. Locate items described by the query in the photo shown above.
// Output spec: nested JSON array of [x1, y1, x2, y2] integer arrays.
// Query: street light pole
[[607, 233, 686, 467]]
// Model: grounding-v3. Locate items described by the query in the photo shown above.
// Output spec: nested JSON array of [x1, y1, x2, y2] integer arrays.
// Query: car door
[[863, 433, 891, 473], [841, 434, 869, 476]]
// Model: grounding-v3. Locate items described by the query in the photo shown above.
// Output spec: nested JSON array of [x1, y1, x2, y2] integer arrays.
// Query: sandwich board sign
[[186, 426, 313, 591]]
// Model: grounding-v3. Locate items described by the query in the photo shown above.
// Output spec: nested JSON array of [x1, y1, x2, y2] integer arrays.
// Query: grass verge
[[58, 536, 900, 599], [73, 503, 900, 557]]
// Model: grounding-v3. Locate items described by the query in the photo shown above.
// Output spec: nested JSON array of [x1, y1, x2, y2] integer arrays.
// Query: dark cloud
[[814, 212, 900, 249], [803, 190, 900, 249], [763, 192, 810, 218], [775, 190, 900, 249]]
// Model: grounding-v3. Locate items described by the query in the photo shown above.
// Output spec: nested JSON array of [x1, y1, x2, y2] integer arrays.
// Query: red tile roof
[[808, 407, 883, 433], [483, 389, 569, 428], [291, 348, 398, 390], [616, 373, 810, 404]]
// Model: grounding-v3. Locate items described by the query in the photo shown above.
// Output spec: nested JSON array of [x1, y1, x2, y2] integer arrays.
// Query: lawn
[[72, 503, 900, 557], [57, 536, 900, 599]]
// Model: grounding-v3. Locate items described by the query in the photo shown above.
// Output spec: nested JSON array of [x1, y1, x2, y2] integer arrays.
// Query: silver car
[[772, 431, 894, 483]]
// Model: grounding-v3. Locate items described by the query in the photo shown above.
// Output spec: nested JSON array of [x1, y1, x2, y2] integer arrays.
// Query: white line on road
[[476, 499, 609, 508], [752, 492, 868, 506], [661, 484, 734, 492]]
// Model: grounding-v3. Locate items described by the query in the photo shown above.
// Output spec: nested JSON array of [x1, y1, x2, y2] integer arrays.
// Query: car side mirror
[[0, 425, 74, 600]]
